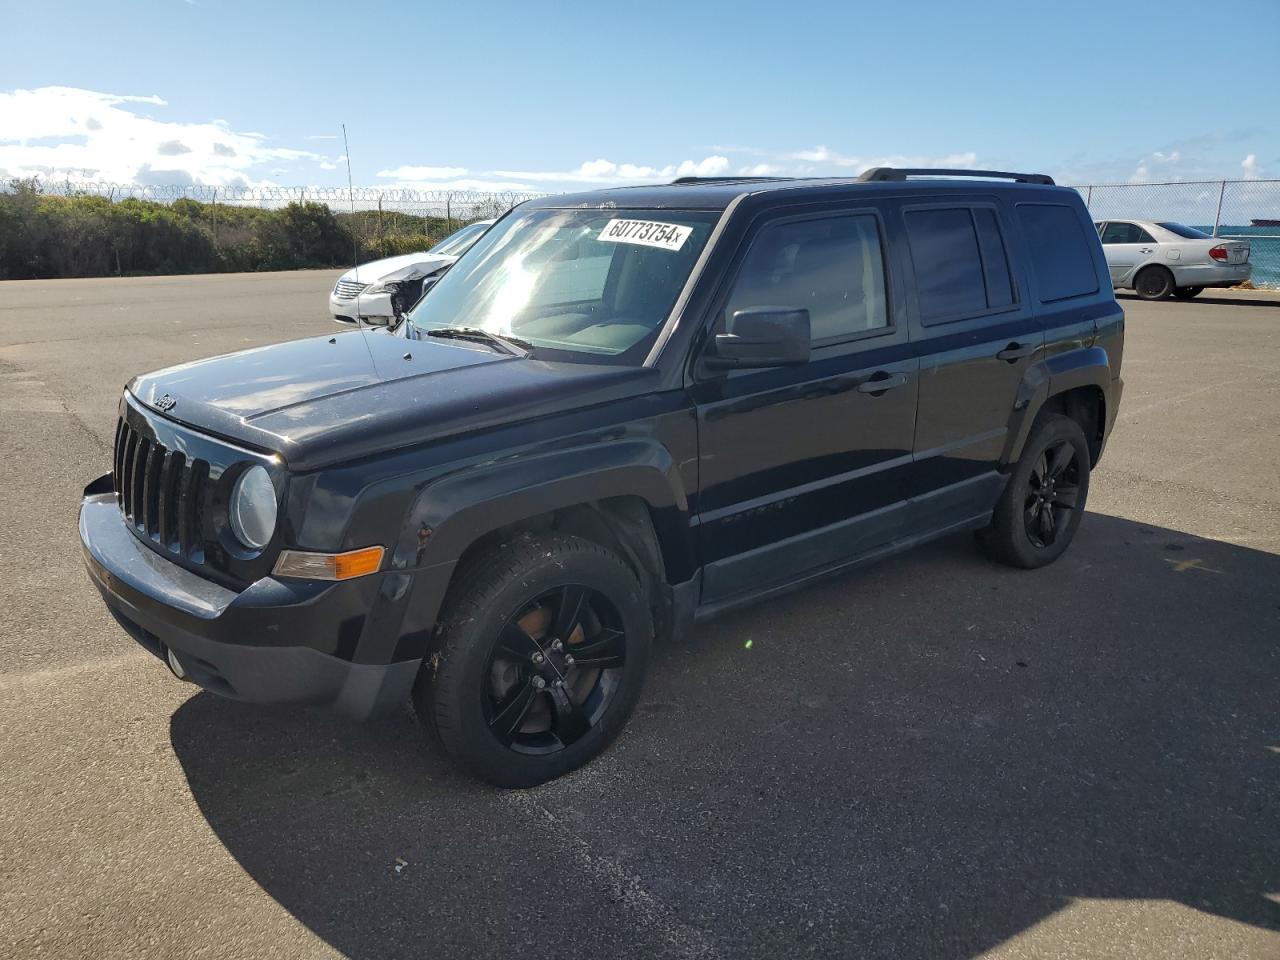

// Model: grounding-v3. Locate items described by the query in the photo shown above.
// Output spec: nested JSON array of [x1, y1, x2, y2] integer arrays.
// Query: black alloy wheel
[[980, 413, 1091, 569], [484, 584, 627, 755], [1022, 439, 1082, 548], [416, 533, 652, 787]]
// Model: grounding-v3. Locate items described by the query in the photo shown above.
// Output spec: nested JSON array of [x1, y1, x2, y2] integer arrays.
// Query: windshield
[[407, 208, 719, 364], [1157, 222, 1213, 240], [428, 221, 489, 257]]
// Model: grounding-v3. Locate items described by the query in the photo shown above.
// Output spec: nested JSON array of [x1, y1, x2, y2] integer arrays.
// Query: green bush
[[0, 181, 487, 280]]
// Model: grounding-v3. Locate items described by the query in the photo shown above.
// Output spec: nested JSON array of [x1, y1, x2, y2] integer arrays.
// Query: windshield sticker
[[597, 219, 692, 252]]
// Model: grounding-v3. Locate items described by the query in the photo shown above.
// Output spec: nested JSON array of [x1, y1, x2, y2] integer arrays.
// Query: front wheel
[[980, 413, 1091, 569], [1173, 286, 1204, 299], [415, 534, 652, 787]]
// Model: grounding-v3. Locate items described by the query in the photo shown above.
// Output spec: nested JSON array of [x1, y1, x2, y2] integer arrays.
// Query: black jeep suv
[[80, 169, 1123, 786]]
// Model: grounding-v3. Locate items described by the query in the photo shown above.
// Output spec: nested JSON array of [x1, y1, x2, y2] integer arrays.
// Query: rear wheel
[[1134, 265, 1174, 300], [980, 413, 1091, 569], [415, 534, 652, 787], [1173, 286, 1204, 299]]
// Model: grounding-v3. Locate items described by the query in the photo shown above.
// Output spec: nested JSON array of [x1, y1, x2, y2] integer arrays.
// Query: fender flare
[[1001, 346, 1112, 466], [381, 440, 695, 660]]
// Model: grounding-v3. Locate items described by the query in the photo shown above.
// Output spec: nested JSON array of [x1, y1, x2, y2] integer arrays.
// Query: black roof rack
[[670, 176, 794, 185], [857, 167, 1055, 186]]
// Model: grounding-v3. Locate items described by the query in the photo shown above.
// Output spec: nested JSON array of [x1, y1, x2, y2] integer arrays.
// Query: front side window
[[1100, 222, 1155, 245], [905, 207, 1016, 324], [407, 208, 719, 364], [724, 215, 888, 343]]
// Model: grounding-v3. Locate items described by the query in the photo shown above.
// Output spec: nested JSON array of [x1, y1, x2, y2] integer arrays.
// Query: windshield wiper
[[423, 326, 532, 357]]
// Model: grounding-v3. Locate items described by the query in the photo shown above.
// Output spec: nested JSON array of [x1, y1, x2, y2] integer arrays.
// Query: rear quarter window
[[1016, 203, 1100, 303]]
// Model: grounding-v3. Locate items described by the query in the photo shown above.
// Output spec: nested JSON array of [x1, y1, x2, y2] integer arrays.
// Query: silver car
[[1094, 219, 1251, 300]]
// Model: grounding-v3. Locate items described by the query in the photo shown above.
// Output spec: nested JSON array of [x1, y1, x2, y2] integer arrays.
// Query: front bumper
[[329, 290, 394, 322], [79, 489, 419, 719]]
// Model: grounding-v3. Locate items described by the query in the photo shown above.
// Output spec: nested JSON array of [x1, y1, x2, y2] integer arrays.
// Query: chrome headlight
[[228, 465, 277, 550]]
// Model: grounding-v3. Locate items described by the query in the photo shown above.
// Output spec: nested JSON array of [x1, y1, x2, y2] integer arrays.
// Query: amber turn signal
[[273, 546, 385, 581]]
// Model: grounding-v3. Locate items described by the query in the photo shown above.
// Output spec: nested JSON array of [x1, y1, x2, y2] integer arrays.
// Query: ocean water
[[1192, 225, 1280, 288]]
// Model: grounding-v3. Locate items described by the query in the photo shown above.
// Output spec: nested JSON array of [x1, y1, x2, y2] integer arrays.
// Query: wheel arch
[[1002, 347, 1111, 468], [389, 441, 697, 659]]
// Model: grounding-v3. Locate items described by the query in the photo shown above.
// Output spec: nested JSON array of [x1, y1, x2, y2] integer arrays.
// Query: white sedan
[[1095, 219, 1251, 300], [329, 219, 494, 324]]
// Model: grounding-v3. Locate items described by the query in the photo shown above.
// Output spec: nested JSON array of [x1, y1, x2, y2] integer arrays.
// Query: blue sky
[[3, 0, 1278, 191]]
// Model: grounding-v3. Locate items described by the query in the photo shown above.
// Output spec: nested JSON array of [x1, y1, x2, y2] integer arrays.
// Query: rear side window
[[905, 207, 1017, 324], [1100, 222, 1155, 245], [725, 214, 889, 343], [1017, 203, 1100, 303], [1157, 221, 1213, 240]]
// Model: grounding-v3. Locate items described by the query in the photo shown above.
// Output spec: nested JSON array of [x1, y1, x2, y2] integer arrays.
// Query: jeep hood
[[128, 329, 655, 471]]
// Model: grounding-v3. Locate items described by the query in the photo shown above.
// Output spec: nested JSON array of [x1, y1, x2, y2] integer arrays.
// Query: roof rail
[[669, 176, 793, 185], [857, 167, 1056, 186]]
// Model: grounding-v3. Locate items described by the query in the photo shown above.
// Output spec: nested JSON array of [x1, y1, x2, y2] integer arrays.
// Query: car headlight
[[228, 465, 277, 551], [367, 271, 425, 294]]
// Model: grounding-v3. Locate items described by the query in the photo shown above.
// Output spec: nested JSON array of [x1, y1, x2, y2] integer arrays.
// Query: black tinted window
[[1100, 221, 1154, 244], [973, 208, 1016, 309], [1017, 203, 1100, 302], [1157, 221, 1213, 239], [906, 208, 986, 321], [726, 215, 888, 343]]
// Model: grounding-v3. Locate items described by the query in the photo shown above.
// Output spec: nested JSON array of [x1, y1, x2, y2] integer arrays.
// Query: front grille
[[333, 280, 369, 301], [113, 416, 210, 562]]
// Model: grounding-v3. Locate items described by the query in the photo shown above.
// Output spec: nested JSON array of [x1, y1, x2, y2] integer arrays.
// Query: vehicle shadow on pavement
[[170, 512, 1280, 960], [1117, 292, 1280, 308]]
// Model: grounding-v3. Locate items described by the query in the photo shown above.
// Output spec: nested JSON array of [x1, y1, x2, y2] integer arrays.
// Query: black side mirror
[[704, 307, 811, 370]]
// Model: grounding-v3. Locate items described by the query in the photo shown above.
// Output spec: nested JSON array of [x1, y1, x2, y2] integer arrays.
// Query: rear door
[[1099, 221, 1157, 285], [900, 199, 1041, 531], [692, 206, 918, 604]]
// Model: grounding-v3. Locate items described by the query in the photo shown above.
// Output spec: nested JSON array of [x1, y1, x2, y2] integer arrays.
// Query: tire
[[1134, 265, 1174, 300], [414, 533, 652, 787], [1172, 286, 1204, 299], [980, 413, 1091, 569]]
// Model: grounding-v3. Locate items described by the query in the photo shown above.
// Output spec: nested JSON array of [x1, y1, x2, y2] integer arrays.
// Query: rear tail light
[[1209, 245, 1229, 262]]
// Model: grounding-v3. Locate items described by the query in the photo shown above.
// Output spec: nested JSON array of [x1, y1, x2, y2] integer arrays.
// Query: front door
[[691, 208, 919, 604]]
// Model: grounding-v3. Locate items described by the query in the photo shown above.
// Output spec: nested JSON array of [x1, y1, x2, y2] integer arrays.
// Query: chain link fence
[[6, 177, 546, 270], [1070, 179, 1280, 289]]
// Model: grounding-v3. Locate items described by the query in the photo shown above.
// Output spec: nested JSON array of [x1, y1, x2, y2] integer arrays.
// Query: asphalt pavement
[[0, 272, 1277, 959]]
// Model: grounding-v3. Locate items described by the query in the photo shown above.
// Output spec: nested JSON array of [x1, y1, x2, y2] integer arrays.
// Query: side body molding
[[1001, 346, 1112, 466]]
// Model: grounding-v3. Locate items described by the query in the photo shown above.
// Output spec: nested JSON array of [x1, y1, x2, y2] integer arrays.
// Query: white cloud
[[739, 163, 781, 176], [786, 146, 979, 174], [377, 164, 469, 181], [493, 154, 730, 185], [0, 86, 333, 187], [1242, 153, 1260, 178]]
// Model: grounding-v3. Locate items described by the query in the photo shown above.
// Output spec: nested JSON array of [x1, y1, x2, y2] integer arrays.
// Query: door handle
[[997, 342, 1035, 362], [856, 372, 908, 394]]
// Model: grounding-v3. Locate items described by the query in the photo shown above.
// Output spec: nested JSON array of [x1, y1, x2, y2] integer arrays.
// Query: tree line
[[0, 180, 487, 280]]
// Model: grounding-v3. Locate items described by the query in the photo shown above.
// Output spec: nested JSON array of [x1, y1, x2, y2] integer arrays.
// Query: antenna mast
[[342, 123, 362, 328]]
